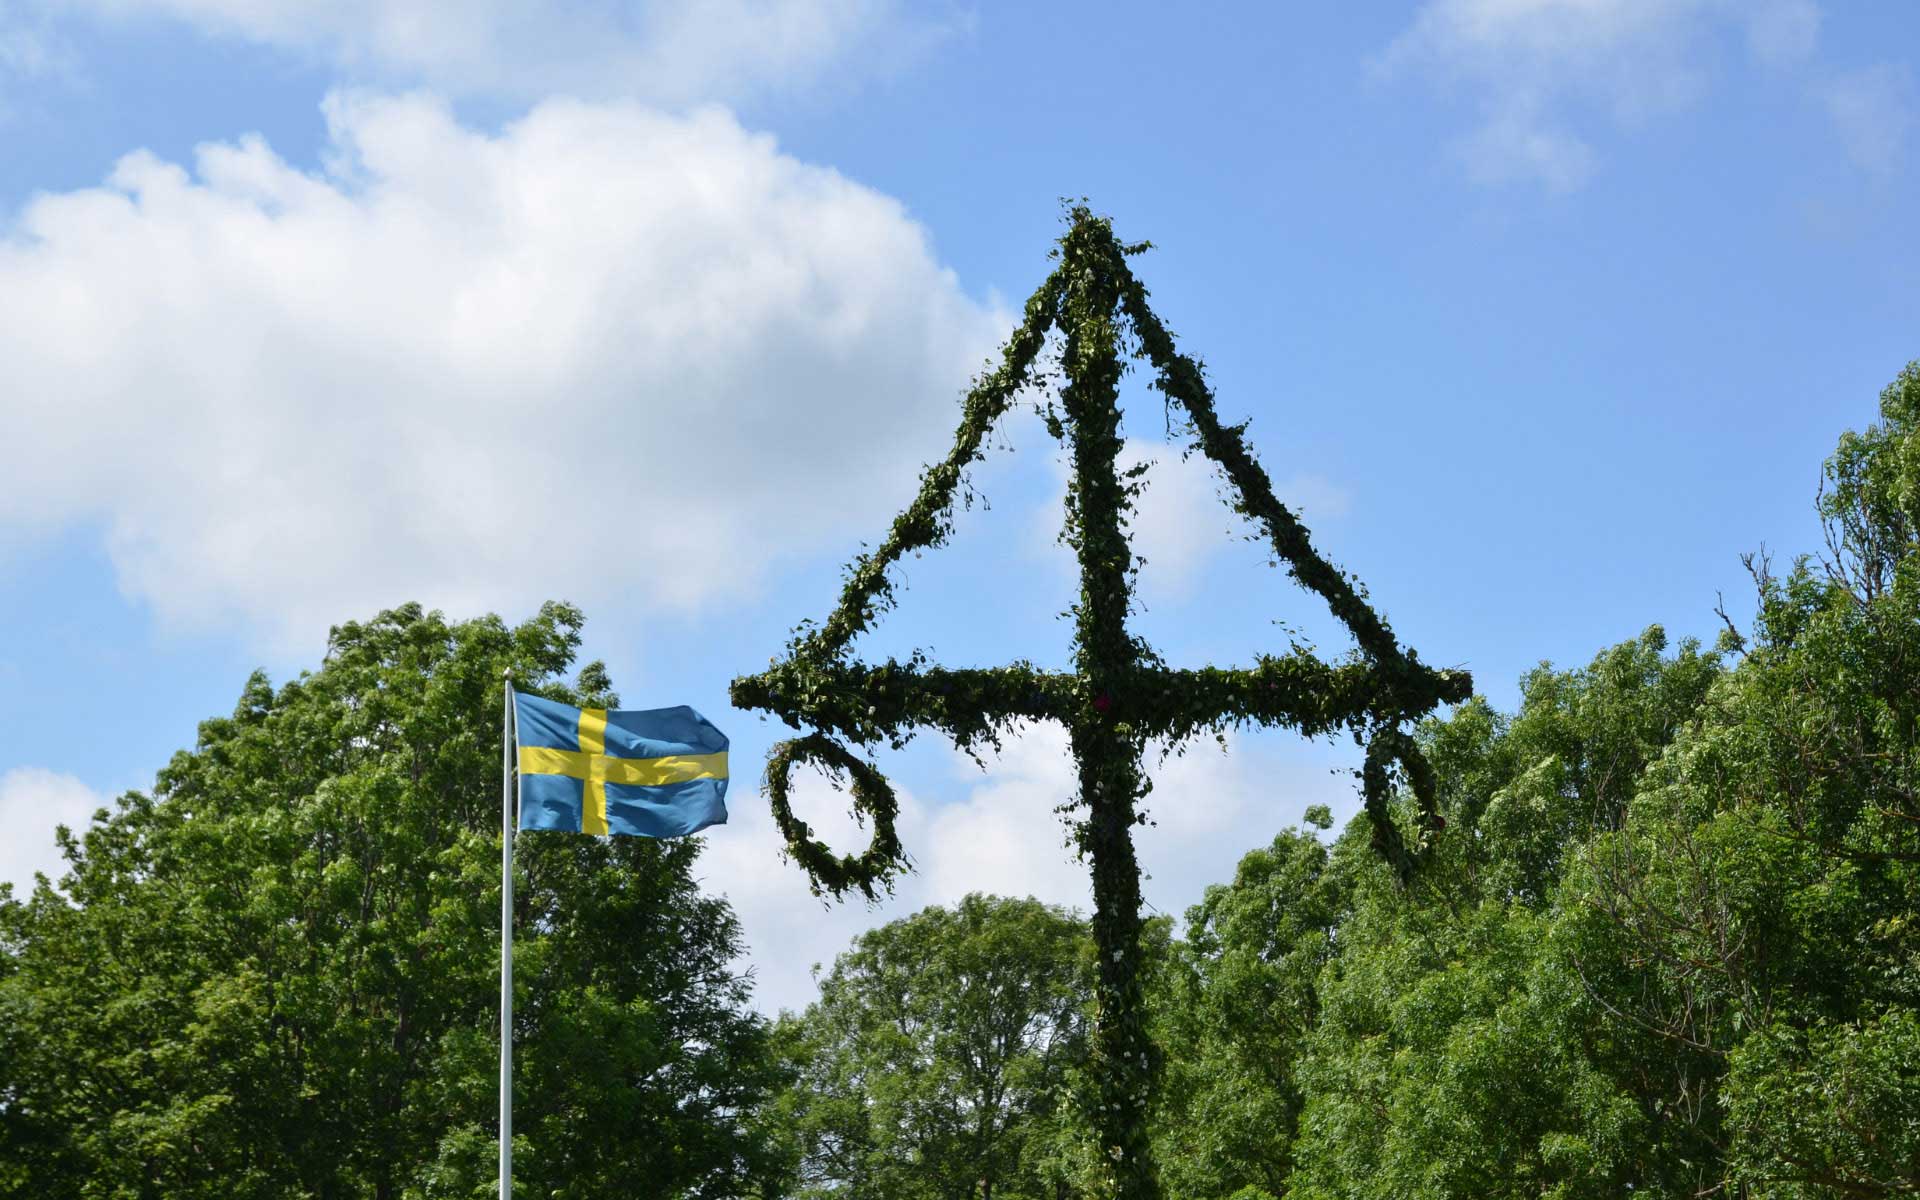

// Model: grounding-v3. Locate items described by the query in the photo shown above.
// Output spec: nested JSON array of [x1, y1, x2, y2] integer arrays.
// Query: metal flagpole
[[500, 672, 515, 1200]]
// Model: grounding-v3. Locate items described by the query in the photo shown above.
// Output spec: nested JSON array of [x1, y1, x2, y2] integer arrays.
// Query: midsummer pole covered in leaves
[[731, 207, 1469, 1200]]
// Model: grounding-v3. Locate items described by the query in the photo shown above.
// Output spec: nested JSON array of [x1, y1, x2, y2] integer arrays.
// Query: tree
[[1149, 812, 1346, 1200], [1577, 361, 1920, 1196], [1282, 627, 1724, 1200], [1278, 362, 1920, 1198], [776, 894, 1094, 1200], [0, 602, 785, 1199]]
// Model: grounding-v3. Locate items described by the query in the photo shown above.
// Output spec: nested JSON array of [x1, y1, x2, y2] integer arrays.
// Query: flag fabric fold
[[513, 691, 728, 838]]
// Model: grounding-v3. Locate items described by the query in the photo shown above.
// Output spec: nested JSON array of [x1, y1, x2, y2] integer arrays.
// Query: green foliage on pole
[[730, 207, 1471, 1199]]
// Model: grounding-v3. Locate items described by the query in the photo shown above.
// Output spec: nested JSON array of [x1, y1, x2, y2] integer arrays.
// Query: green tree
[[1280, 362, 1920, 1198], [1150, 810, 1346, 1200], [1567, 362, 1920, 1196], [0, 602, 784, 1199], [1284, 628, 1723, 1200], [776, 894, 1094, 1200]]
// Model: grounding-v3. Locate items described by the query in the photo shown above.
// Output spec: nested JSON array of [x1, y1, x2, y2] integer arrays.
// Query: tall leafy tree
[[0, 602, 784, 1199], [776, 894, 1094, 1200], [1149, 809, 1346, 1200], [1575, 361, 1920, 1196], [1280, 626, 1725, 1200], [1282, 362, 1920, 1198]]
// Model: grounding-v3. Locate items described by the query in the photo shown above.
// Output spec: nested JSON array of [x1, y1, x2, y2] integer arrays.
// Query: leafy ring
[[1362, 725, 1444, 885], [764, 733, 908, 901]]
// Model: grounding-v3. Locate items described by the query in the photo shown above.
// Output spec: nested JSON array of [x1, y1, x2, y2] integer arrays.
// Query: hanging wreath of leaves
[[763, 732, 906, 902]]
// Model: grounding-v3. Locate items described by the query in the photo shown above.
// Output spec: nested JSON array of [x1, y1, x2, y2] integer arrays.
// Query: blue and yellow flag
[[513, 692, 728, 838]]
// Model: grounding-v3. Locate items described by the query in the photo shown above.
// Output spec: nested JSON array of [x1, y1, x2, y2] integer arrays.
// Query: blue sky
[[1, 0, 1914, 1012]]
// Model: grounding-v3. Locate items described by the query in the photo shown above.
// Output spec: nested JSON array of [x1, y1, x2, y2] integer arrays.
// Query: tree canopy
[[774, 894, 1096, 1200], [1151, 362, 1920, 1199], [0, 603, 784, 1200]]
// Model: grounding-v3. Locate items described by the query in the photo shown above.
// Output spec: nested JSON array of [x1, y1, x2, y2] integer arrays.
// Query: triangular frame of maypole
[[732, 210, 1469, 888], [730, 207, 1470, 1198]]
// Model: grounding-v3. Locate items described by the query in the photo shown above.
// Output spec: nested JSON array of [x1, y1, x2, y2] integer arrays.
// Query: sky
[[1, 0, 1915, 1014]]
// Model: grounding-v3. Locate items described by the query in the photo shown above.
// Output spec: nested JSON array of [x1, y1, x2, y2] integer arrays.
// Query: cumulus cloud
[[52, 0, 956, 104], [702, 723, 1352, 1014], [694, 755, 935, 1014], [0, 767, 105, 895], [1373, 0, 1824, 190], [1030, 438, 1349, 605], [1822, 63, 1915, 176], [0, 92, 1003, 649]]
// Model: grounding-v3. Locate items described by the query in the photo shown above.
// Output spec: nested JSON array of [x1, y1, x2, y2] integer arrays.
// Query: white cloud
[[53, 0, 956, 104], [1373, 0, 1824, 190], [1743, 0, 1821, 67], [0, 10, 75, 122], [1822, 63, 1914, 176], [0, 767, 105, 895], [1457, 100, 1599, 191], [0, 92, 1003, 650], [694, 754, 935, 1014], [0, 25, 55, 78], [701, 723, 1353, 1014], [1031, 438, 1349, 605]]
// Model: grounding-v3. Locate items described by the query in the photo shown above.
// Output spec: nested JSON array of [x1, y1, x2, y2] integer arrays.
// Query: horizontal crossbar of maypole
[[731, 654, 1469, 751], [731, 662, 1070, 749]]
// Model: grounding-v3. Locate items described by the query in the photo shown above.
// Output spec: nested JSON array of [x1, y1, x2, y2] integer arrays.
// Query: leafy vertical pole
[[1059, 221, 1156, 1197], [731, 207, 1471, 1200]]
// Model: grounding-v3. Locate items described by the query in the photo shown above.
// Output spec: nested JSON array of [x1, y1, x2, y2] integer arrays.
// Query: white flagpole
[[500, 672, 515, 1200]]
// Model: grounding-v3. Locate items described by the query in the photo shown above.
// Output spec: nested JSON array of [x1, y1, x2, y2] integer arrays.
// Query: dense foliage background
[[3, 363, 1916, 1197], [0, 605, 785, 1199]]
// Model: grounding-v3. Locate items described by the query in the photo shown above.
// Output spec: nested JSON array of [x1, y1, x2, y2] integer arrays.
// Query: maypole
[[731, 207, 1470, 1199]]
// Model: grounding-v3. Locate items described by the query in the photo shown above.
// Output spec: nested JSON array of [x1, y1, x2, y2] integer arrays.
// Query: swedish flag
[[513, 692, 728, 838]]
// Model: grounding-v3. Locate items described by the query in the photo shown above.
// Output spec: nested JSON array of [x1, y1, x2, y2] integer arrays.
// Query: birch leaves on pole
[[732, 208, 1469, 1200]]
